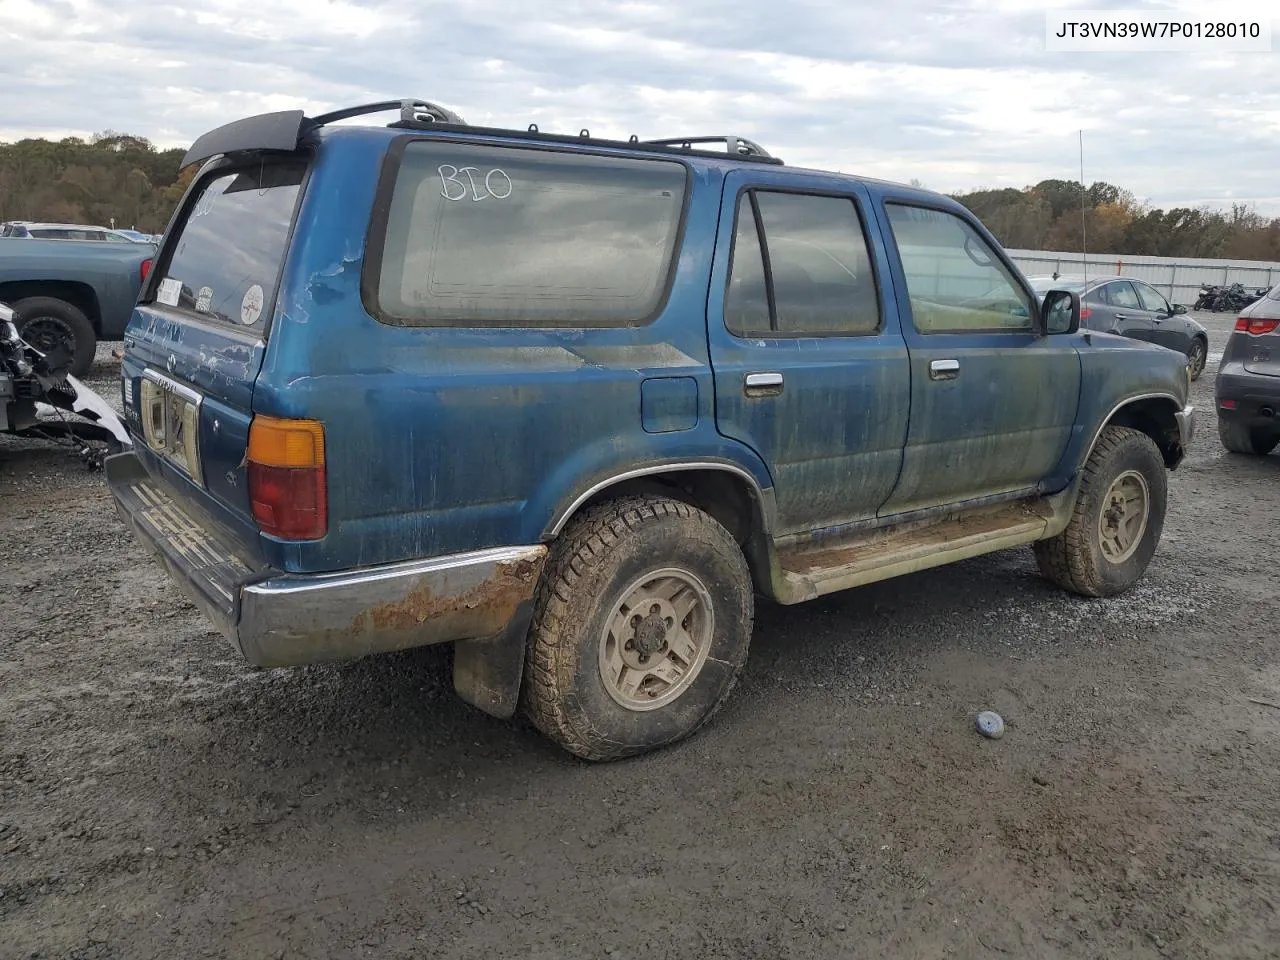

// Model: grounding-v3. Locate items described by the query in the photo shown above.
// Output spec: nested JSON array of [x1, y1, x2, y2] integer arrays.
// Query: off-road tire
[[1187, 337, 1207, 381], [1218, 420, 1279, 457], [521, 495, 754, 761], [1034, 426, 1167, 598], [12, 297, 96, 378]]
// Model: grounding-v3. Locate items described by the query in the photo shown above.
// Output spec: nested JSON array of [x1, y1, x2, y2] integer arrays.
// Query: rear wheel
[[521, 495, 754, 761], [1186, 337, 1207, 381], [12, 297, 96, 378], [1219, 420, 1280, 456], [1034, 426, 1167, 598]]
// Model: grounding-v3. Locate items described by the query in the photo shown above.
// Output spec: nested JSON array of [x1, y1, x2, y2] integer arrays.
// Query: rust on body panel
[[350, 555, 544, 639]]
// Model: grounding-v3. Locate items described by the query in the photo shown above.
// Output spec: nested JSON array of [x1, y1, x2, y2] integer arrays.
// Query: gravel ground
[[2, 314, 1278, 960]]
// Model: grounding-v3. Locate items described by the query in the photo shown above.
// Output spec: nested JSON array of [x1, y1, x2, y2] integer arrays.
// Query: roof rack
[[312, 99, 467, 127], [181, 98, 783, 169], [640, 136, 774, 159]]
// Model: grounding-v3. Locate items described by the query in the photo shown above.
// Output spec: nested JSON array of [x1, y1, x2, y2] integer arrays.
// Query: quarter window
[[375, 142, 687, 327], [725, 190, 880, 337], [884, 204, 1035, 333]]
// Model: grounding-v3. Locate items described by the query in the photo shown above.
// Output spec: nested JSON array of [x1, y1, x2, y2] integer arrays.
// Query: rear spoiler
[[180, 100, 467, 169]]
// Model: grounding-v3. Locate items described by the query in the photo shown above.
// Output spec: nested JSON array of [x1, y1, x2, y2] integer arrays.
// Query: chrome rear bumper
[[105, 450, 546, 668]]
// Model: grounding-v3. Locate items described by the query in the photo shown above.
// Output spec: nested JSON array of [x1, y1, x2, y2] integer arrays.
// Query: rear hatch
[[1238, 285, 1280, 377], [121, 157, 308, 555]]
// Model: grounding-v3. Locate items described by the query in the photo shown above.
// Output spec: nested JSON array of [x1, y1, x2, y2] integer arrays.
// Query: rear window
[[372, 141, 688, 327], [153, 160, 305, 331]]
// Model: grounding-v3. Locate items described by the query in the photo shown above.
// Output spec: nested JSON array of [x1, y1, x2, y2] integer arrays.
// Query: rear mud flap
[[452, 600, 535, 719]]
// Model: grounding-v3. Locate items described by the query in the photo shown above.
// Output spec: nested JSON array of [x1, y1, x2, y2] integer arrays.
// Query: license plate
[[139, 369, 203, 484]]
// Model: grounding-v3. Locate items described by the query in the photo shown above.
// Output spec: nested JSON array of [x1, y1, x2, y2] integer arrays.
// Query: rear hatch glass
[[151, 160, 306, 331]]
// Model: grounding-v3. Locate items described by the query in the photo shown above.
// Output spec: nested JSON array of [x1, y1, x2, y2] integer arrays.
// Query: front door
[[706, 172, 910, 537], [874, 198, 1082, 514], [1131, 279, 1187, 352], [1090, 279, 1155, 342]]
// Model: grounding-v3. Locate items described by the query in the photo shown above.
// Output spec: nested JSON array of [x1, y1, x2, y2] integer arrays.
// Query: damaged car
[[1, 300, 131, 468]]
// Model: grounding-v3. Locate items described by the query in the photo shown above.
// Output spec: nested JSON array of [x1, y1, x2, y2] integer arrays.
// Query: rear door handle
[[744, 372, 784, 397], [1113, 312, 1133, 320], [929, 359, 960, 381]]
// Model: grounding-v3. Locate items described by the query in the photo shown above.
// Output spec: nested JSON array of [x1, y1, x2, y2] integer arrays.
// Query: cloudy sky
[[2, 0, 1278, 213]]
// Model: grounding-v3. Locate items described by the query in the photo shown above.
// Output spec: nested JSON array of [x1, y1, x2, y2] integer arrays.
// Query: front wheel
[[521, 495, 754, 761], [1186, 338, 1207, 381], [1034, 426, 1167, 598]]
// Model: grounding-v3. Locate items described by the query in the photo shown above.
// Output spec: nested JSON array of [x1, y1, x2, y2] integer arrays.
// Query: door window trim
[[722, 183, 885, 340], [882, 199, 1041, 337]]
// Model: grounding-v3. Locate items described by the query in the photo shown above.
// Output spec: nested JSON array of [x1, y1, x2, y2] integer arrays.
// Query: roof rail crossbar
[[310, 99, 467, 128], [642, 136, 773, 159]]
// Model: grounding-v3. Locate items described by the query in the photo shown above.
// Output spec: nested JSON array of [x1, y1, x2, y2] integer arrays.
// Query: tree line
[[950, 179, 1280, 262], [0, 131, 193, 233], [2, 131, 1279, 262]]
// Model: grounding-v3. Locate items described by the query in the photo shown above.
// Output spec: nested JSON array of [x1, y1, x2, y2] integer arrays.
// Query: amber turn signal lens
[[247, 415, 325, 468]]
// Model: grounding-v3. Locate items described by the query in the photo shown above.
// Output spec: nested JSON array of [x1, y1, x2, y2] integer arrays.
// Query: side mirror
[[1042, 289, 1080, 335], [1172, 303, 1188, 315]]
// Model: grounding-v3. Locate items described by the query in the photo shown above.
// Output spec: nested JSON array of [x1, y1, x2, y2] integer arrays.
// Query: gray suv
[[1216, 282, 1280, 456]]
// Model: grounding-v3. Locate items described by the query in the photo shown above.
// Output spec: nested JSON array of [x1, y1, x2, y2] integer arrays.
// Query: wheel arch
[[1086, 394, 1184, 470], [544, 462, 778, 592], [0, 281, 103, 333]]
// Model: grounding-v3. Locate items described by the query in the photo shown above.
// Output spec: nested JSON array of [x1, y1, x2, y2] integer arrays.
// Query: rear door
[[874, 198, 1081, 514], [121, 158, 307, 545], [706, 171, 909, 537]]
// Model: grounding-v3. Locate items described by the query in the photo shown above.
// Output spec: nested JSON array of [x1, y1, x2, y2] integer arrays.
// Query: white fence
[[1006, 249, 1280, 305]]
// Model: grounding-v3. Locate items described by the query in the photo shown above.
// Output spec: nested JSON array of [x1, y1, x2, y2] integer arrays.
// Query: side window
[[724, 199, 771, 335], [1108, 281, 1141, 310], [1133, 281, 1169, 313], [1085, 284, 1109, 305], [884, 203, 1034, 333], [725, 190, 880, 337], [375, 141, 687, 327]]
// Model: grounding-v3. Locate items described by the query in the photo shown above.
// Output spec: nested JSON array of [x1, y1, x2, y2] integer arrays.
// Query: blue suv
[[107, 100, 1195, 760]]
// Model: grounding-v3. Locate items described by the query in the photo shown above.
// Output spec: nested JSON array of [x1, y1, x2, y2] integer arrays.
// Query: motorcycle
[[1, 300, 131, 469], [1193, 284, 1219, 311], [1200, 282, 1269, 312]]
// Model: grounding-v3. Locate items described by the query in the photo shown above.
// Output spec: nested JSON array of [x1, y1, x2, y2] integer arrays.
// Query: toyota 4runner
[[107, 99, 1195, 760]]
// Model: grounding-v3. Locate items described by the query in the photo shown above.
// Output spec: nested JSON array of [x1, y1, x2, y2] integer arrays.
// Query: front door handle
[[744, 371, 784, 397], [929, 359, 960, 381]]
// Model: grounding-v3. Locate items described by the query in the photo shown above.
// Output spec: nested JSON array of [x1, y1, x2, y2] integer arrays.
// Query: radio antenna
[[1079, 129, 1088, 287]]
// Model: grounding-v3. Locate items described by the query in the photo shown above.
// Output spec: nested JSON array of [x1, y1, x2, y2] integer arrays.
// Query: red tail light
[[140, 258, 153, 282], [1079, 307, 1092, 321], [1235, 317, 1279, 335], [247, 416, 327, 540]]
